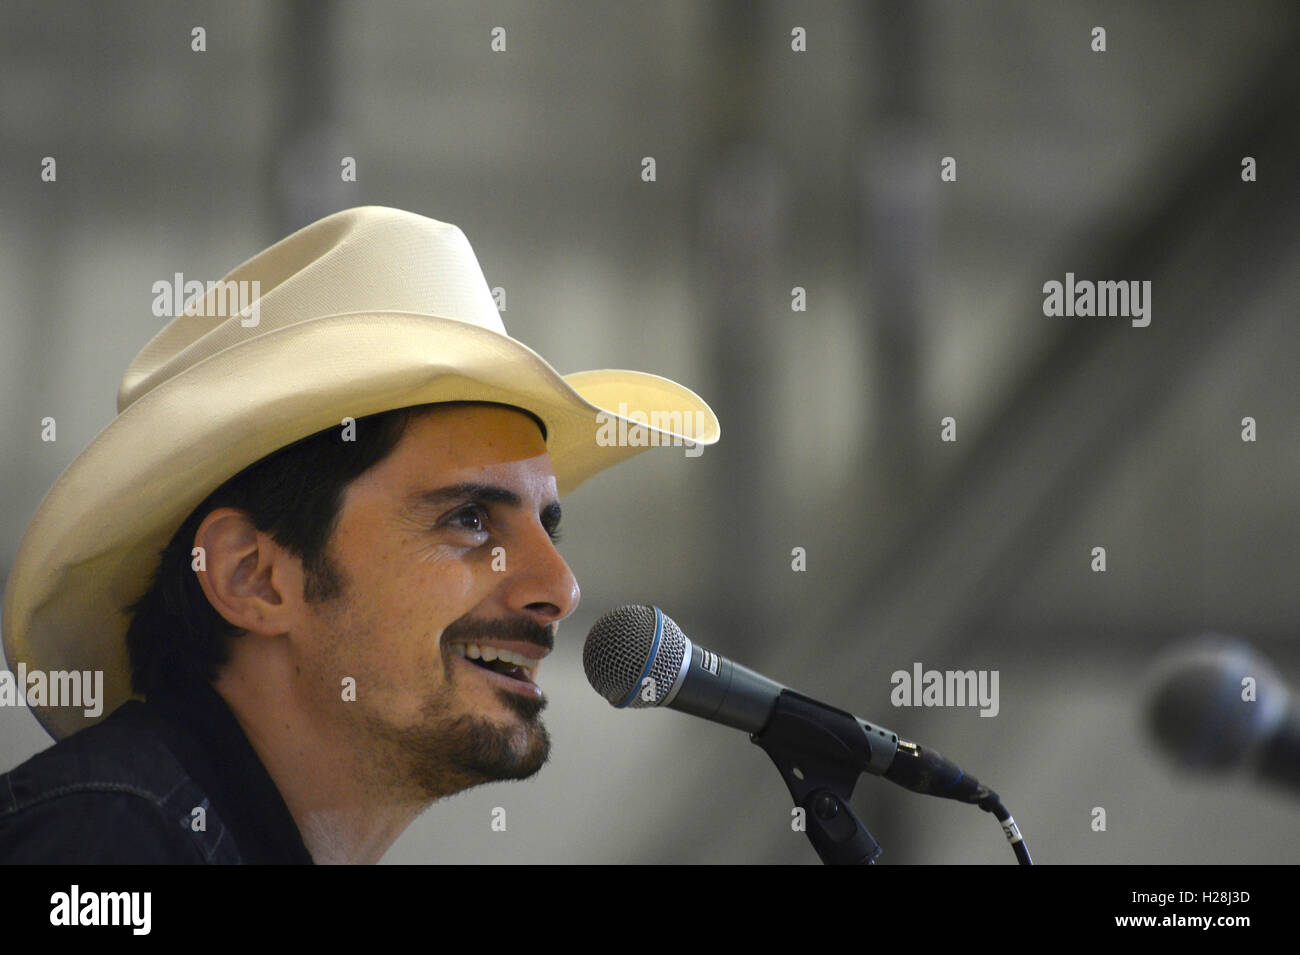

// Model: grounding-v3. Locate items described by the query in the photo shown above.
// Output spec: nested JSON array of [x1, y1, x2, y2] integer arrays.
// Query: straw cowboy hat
[[3, 205, 719, 741]]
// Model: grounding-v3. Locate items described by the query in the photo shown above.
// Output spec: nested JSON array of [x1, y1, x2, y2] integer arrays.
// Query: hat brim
[[2, 311, 718, 740]]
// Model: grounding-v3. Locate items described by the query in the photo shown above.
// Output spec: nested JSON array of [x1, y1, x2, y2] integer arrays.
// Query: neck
[[213, 659, 431, 865]]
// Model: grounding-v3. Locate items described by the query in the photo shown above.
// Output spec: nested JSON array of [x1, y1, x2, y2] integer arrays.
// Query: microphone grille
[[583, 605, 688, 708]]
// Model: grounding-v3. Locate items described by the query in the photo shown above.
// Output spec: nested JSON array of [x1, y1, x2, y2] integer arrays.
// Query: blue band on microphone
[[615, 606, 664, 708]]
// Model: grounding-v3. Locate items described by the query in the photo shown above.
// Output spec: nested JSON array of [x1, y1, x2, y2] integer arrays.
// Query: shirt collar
[[148, 677, 315, 864]]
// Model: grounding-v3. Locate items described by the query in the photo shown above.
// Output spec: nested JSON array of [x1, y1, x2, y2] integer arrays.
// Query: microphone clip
[[750, 689, 883, 865]]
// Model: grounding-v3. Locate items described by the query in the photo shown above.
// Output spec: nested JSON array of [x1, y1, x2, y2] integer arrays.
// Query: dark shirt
[[0, 677, 314, 864]]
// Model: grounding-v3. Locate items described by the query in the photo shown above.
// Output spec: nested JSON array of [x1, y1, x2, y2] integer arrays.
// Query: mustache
[[440, 615, 555, 653]]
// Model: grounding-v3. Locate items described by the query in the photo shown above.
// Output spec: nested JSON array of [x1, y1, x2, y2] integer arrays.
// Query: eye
[[445, 504, 490, 536]]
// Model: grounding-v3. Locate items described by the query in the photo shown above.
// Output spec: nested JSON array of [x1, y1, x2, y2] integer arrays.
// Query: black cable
[[978, 792, 1033, 865]]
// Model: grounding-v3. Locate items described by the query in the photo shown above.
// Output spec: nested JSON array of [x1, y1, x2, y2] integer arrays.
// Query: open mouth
[[450, 643, 541, 688]]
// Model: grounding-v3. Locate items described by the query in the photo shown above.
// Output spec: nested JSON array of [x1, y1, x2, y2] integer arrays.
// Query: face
[[293, 404, 580, 800]]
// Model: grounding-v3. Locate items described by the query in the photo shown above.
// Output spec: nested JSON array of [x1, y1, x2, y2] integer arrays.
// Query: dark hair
[[125, 403, 441, 698]]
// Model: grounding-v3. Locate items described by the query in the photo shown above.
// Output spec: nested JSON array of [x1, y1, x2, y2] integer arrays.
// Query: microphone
[[1144, 633, 1300, 796], [582, 604, 991, 806]]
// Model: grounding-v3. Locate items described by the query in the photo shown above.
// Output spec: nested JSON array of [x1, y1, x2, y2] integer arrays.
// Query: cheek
[[374, 551, 500, 648], [408, 553, 481, 614], [338, 517, 503, 641]]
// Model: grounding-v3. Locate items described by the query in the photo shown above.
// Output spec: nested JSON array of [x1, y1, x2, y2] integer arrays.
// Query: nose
[[501, 522, 581, 625]]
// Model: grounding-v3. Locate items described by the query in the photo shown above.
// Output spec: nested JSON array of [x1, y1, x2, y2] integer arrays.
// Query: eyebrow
[[404, 481, 562, 530]]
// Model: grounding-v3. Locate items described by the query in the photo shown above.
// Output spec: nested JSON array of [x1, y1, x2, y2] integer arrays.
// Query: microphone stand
[[751, 690, 883, 865]]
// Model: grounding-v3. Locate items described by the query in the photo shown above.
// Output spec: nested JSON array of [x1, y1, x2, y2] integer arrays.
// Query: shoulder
[[0, 702, 234, 864], [0, 789, 205, 863]]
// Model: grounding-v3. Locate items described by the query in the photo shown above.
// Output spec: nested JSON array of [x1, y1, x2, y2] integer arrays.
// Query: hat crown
[[118, 206, 506, 412]]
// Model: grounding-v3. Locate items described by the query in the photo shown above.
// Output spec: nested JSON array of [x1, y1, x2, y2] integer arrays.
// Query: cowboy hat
[[3, 205, 719, 741]]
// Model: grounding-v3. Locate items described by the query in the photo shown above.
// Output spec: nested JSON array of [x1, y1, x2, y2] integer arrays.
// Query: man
[[0, 206, 718, 863]]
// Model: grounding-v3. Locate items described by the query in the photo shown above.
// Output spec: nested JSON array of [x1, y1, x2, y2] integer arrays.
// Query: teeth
[[450, 643, 541, 677]]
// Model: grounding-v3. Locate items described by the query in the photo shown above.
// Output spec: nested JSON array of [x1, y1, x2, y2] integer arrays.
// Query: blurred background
[[1, 0, 1297, 863]]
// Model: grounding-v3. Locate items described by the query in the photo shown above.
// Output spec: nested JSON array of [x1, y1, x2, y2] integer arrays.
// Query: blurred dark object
[[1145, 633, 1299, 795]]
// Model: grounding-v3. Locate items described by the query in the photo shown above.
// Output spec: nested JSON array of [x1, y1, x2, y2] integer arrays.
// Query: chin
[[426, 706, 551, 790], [485, 713, 552, 781], [385, 680, 553, 798]]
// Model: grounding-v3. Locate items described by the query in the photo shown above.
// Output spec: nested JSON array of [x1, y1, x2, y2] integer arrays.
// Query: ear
[[192, 507, 304, 637]]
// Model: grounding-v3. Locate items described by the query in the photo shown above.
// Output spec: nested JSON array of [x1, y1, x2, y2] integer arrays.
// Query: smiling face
[[293, 403, 580, 799]]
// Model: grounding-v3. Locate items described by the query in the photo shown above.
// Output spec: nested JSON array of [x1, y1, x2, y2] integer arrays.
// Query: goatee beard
[[382, 615, 555, 799]]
